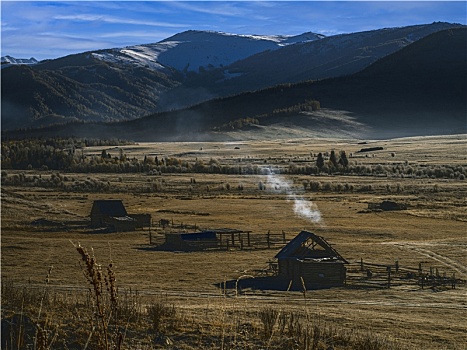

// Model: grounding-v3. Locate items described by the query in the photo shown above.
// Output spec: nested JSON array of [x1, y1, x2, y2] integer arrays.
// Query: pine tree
[[339, 150, 349, 168], [329, 150, 338, 169], [316, 152, 325, 169]]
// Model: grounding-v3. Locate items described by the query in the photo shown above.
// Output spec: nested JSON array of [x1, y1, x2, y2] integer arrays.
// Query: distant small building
[[275, 231, 348, 289], [130, 214, 152, 228], [159, 228, 252, 251], [368, 200, 407, 211], [90, 200, 136, 232]]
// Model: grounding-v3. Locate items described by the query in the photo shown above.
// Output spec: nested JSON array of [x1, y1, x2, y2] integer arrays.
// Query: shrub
[[258, 308, 279, 340], [309, 181, 321, 191], [147, 297, 177, 333]]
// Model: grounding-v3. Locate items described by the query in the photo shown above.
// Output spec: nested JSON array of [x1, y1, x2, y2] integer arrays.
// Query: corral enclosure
[[2, 135, 467, 349]]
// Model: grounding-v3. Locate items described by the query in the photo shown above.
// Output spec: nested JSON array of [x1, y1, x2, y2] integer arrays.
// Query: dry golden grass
[[2, 135, 466, 349]]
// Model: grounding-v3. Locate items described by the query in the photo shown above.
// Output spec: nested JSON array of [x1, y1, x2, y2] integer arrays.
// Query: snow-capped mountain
[[1, 55, 38, 68], [92, 30, 324, 72]]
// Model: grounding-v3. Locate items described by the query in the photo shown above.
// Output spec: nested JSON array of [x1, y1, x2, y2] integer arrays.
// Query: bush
[[309, 181, 321, 191], [147, 297, 177, 333]]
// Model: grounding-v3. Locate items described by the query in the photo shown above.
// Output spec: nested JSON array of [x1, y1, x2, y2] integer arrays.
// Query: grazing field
[[2, 135, 466, 349]]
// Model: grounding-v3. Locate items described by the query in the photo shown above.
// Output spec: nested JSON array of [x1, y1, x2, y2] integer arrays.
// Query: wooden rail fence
[[347, 258, 463, 289]]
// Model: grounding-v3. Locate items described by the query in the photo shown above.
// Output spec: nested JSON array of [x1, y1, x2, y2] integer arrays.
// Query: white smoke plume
[[264, 168, 322, 224]]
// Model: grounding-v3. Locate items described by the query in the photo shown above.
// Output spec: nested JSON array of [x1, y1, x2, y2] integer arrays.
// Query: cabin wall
[[90, 206, 105, 227], [278, 258, 346, 289], [109, 218, 137, 232]]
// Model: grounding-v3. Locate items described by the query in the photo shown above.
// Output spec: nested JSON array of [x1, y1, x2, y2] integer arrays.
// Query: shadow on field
[[215, 276, 336, 292], [30, 218, 94, 232]]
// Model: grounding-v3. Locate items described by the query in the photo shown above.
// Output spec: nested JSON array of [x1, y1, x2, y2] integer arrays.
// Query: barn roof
[[275, 231, 348, 263], [92, 200, 128, 217], [179, 231, 217, 241]]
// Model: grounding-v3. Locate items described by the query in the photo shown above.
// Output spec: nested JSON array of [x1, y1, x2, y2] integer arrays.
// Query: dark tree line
[[2, 138, 465, 180], [1, 138, 130, 170]]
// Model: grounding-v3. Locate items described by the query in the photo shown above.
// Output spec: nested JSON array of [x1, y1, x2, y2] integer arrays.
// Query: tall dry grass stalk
[[73, 241, 123, 350]]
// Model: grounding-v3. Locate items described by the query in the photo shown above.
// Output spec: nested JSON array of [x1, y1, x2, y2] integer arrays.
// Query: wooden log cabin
[[275, 231, 348, 289]]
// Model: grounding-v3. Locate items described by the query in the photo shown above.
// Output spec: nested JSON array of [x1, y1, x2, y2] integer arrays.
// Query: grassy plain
[[2, 135, 466, 349]]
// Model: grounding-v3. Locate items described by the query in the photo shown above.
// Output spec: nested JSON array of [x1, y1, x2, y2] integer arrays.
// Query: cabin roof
[[92, 200, 128, 217], [275, 230, 348, 263]]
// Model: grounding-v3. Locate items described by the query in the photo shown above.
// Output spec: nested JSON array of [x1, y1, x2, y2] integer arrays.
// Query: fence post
[[247, 232, 251, 247], [387, 266, 391, 289], [267, 230, 271, 249], [360, 257, 364, 272], [240, 237, 243, 250], [282, 230, 286, 243]]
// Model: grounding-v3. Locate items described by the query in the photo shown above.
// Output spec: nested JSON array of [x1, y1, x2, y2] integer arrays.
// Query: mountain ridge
[[5, 27, 466, 141], [1, 22, 465, 137]]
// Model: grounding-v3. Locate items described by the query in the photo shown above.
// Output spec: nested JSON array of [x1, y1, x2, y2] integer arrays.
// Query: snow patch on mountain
[[1, 55, 38, 69], [92, 30, 324, 73]]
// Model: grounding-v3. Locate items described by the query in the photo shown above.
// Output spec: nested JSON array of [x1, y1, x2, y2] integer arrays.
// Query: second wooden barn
[[90, 200, 136, 232], [275, 231, 348, 289]]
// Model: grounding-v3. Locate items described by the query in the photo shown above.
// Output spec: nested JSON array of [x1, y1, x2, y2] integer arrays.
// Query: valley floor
[[2, 136, 466, 349]]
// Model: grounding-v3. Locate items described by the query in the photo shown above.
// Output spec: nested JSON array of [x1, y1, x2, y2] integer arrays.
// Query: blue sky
[[1, 1, 466, 61]]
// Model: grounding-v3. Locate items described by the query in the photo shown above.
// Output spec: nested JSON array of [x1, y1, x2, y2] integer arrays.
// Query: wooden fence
[[149, 225, 287, 251], [346, 258, 463, 289]]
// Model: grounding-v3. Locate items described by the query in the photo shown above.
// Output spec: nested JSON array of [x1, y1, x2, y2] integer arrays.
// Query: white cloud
[[167, 1, 248, 17], [53, 14, 187, 28]]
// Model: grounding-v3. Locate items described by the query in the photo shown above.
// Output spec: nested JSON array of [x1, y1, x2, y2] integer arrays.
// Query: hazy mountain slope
[[0, 30, 322, 131], [305, 27, 467, 137], [1, 53, 183, 130]]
